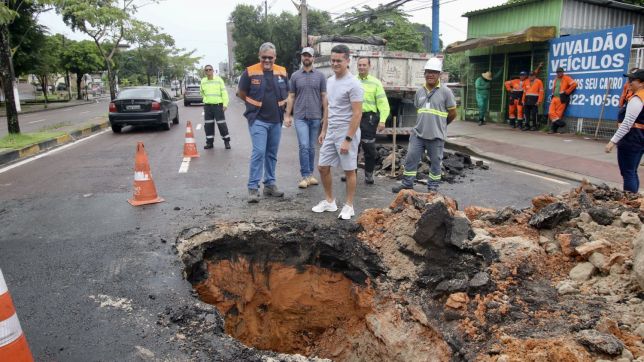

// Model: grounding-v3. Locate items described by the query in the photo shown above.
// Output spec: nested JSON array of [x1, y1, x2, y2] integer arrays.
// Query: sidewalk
[[445, 120, 642, 189]]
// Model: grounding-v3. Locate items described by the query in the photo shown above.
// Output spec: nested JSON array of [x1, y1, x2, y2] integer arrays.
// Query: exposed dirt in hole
[[174, 182, 644, 361], [194, 258, 374, 355]]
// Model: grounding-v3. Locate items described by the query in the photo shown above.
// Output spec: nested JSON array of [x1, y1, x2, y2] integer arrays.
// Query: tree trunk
[[106, 62, 116, 100], [146, 73, 151, 86], [0, 23, 20, 134], [66, 70, 72, 100], [76, 72, 83, 100]]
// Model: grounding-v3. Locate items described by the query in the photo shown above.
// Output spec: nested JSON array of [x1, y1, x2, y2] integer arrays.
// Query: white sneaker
[[338, 204, 355, 220], [312, 199, 337, 213]]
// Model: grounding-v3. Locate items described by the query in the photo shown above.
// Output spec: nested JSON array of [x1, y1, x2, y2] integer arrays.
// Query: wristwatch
[[345, 136, 352, 142]]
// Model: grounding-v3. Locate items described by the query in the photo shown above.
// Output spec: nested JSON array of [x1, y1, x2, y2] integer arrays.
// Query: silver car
[[184, 85, 203, 106]]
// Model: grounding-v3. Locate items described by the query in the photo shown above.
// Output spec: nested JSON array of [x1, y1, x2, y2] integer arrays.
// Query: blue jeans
[[617, 145, 644, 193], [248, 119, 282, 189], [294, 119, 321, 177], [402, 134, 444, 190]]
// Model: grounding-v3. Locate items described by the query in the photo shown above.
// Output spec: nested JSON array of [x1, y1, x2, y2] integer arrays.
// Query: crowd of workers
[[198, 43, 642, 217]]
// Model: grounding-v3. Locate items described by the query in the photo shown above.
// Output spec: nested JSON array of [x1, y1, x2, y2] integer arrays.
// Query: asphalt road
[[0, 99, 109, 137], [0, 89, 574, 360]]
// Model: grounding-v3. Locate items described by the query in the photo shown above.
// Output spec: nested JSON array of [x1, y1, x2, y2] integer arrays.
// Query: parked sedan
[[108, 87, 179, 133], [184, 85, 203, 106]]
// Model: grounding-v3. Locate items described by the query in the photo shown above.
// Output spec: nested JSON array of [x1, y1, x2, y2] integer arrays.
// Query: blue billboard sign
[[547, 25, 633, 120]]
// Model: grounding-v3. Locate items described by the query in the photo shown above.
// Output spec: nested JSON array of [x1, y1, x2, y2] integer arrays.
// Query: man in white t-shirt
[[311, 44, 364, 220]]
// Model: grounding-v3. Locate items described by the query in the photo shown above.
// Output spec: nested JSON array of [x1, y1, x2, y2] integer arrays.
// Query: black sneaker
[[224, 140, 231, 149], [365, 172, 374, 184], [391, 184, 413, 193], [248, 189, 259, 203], [263, 185, 284, 197], [204, 143, 213, 149]]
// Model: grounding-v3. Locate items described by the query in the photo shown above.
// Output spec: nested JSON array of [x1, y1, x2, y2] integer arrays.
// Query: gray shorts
[[318, 126, 361, 171]]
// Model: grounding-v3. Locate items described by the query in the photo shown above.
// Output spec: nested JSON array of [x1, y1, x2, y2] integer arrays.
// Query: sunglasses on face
[[330, 59, 345, 64], [205, 69, 213, 71], [261, 56, 274, 61]]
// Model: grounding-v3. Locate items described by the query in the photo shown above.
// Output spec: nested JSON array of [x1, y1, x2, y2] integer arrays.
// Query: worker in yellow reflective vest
[[200, 65, 230, 149], [355, 57, 390, 184]]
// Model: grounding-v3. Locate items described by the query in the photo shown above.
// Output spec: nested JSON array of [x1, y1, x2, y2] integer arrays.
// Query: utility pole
[[264, 0, 268, 19], [301, 0, 307, 48], [292, 0, 308, 48], [431, 0, 440, 54]]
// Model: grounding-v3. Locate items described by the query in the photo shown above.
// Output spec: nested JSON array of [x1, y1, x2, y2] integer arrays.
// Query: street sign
[[546, 25, 634, 121]]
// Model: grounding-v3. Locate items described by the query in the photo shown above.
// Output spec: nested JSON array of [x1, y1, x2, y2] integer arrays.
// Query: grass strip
[[0, 132, 66, 149]]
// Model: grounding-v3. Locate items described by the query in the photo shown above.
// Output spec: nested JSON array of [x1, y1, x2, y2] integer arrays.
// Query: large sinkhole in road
[[177, 220, 455, 360], [180, 221, 387, 358]]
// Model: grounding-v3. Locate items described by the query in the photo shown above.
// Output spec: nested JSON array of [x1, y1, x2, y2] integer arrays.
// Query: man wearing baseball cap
[[504, 71, 529, 129], [284, 47, 328, 189], [548, 67, 577, 134]]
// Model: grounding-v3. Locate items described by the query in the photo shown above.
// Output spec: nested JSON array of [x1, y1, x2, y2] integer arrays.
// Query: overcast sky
[[38, 0, 508, 69]]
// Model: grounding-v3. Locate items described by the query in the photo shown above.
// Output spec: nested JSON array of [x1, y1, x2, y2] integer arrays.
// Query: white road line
[[0, 130, 109, 174], [514, 170, 570, 185], [196, 123, 202, 131], [28, 119, 46, 124], [178, 157, 191, 173], [80, 111, 90, 114]]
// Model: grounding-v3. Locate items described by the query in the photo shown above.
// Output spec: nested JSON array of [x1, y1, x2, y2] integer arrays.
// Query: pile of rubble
[[172, 181, 643, 361], [372, 145, 488, 183]]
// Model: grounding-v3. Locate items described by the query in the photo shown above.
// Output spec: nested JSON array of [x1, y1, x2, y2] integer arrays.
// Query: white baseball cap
[[301, 47, 315, 56]]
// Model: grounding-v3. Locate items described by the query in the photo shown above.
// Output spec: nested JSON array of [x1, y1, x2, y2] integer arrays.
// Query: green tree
[[29, 34, 64, 103], [49, 0, 158, 100], [128, 21, 174, 85], [166, 50, 201, 94], [443, 52, 467, 82], [61, 39, 104, 99], [336, 6, 424, 52]]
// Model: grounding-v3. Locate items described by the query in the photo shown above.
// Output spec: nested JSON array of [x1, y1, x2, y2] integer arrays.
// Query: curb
[[0, 120, 110, 167], [444, 138, 620, 188]]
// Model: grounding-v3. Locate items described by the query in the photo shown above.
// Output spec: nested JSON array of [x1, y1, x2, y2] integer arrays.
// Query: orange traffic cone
[[183, 121, 199, 158], [128, 142, 164, 206], [0, 269, 34, 362]]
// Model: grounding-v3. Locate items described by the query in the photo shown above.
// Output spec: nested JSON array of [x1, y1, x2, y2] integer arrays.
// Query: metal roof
[[463, 0, 644, 17]]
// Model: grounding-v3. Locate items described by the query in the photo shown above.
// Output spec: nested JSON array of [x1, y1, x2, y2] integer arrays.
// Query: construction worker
[[605, 69, 644, 193], [619, 67, 639, 121], [548, 67, 577, 134], [504, 71, 528, 129], [237, 42, 289, 203], [522, 70, 545, 131], [392, 57, 456, 194], [200, 65, 230, 149], [475, 71, 492, 125], [356, 57, 390, 184]]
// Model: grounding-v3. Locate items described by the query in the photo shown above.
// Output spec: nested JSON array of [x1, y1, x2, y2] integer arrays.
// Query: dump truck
[[311, 36, 454, 135]]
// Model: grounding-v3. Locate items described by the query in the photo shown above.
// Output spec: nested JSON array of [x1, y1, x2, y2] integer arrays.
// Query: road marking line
[[196, 123, 202, 131], [0, 130, 109, 174], [514, 170, 570, 185], [178, 157, 191, 173], [80, 111, 90, 114], [201, 112, 204, 116], [28, 119, 46, 124]]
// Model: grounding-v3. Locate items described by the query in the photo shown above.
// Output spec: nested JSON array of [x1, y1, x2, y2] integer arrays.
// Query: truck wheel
[[111, 124, 122, 133]]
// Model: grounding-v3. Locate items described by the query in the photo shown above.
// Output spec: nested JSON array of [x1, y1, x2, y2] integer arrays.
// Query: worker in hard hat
[[392, 57, 457, 193]]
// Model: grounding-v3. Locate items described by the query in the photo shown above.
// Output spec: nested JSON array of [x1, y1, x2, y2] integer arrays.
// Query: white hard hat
[[424, 57, 442, 72]]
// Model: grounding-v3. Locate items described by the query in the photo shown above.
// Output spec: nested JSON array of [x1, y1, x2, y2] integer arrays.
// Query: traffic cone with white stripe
[[0, 269, 34, 362], [128, 142, 164, 206], [183, 121, 199, 158]]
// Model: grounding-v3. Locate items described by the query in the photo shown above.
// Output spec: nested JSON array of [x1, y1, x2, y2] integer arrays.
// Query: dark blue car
[[108, 87, 179, 133]]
